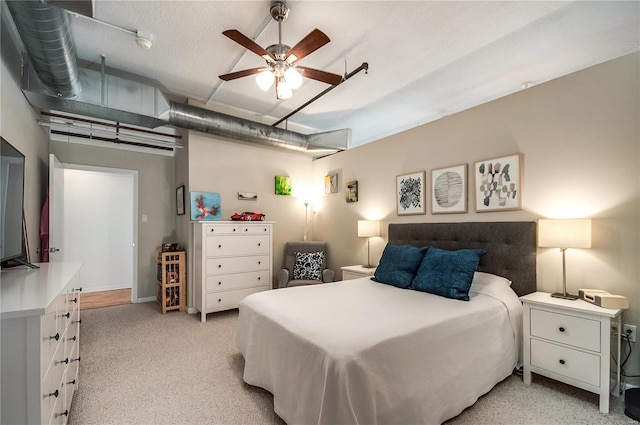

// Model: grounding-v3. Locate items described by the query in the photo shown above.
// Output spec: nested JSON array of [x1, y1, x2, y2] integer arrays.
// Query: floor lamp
[[358, 220, 380, 268], [538, 218, 591, 300]]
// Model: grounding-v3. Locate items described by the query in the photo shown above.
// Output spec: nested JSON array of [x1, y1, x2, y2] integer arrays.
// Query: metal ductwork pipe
[[168, 102, 309, 152], [6, 0, 81, 98]]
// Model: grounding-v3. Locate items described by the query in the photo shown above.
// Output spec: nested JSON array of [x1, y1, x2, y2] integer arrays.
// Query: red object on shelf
[[230, 212, 266, 221]]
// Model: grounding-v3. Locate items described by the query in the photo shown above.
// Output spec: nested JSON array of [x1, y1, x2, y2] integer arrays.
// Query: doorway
[[62, 165, 138, 302]]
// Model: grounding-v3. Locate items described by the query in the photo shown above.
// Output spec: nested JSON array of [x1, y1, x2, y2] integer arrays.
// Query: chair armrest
[[276, 269, 290, 288], [323, 269, 335, 283]]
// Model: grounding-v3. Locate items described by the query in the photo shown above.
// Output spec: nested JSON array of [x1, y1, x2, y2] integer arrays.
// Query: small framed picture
[[431, 164, 467, 214], [396, 171, 426, 215], [176, 185, 185, 215], [190, 191, 221, 221], [275, 176, 292, 196], [474, 153, 523, 212], [346, 181, 358, 203], [325, 174, 338, 194]]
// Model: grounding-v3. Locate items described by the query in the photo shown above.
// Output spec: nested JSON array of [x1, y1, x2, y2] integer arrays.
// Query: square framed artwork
[[431, 164, 467, 214], [190, 191, 221, 221], [275, 176, 292, 196], [396, 171, 426, 215], [325, 174, 338, 194], [176, 185, 185, 215], [346, 180, 358, 203], [474, 153, 523, 212]]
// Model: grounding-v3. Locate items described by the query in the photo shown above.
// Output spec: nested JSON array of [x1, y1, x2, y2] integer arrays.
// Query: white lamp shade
[[284, 68, 302, 90], [256, 70, 274, 91], [276, 80, 292, 99], [538, 219, 592, 249], [358, 220, 380, 238]]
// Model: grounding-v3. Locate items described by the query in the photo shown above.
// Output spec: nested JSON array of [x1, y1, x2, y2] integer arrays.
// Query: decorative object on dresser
[[431, 163, 467, 214], [357, 220, 380, 268], [538, 218, 591, 300], [474, 153, 522, 212], [156, 250, 186, 314], [1, 262, 82, 425], [276, 241, 334, 288], [341, 264, 376, 280], [396, 171, 425, 215], [193, 221, 273, 323], [521, 292, 623, 413]]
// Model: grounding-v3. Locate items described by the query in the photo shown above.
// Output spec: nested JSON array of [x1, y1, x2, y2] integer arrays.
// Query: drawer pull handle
[[258, 243, 261, 246], [70, 297, 78, 303], [71, 356, 81, 363], [68, 336, 77, 342], [218, 244, 222, 248], [67, 379, 76, 385], [258, 277, 261, 280], [245, 229, 248, 232], [218, 265, 222, 268], [59, 358, 69, 365], [559, 327, 565, 332], [258, 261, 261, 265], [218, 298, 222, 303], [233, 228, 237, 232], [72, 287, 83, 292], [50, 332, 60, 341], [61, 312, 70, 319], [73, 319, 82, 325], [559, 359, 566, 365], [56, 410, 69, 418], [218, 282, 222, 285], [47, 389, 60, 398]]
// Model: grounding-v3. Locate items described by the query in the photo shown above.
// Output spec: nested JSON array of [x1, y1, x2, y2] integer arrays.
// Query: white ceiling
[[66, 0, 639, 148]]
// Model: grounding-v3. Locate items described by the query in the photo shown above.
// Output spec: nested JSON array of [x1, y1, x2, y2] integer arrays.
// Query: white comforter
[[237, 275, 522, 425]]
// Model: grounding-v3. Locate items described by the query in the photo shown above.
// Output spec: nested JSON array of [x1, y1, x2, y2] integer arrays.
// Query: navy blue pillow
[[372, 244, 429, 288], [411, 247, 486, 300]]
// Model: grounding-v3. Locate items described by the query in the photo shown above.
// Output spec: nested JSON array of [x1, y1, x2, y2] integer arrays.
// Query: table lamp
[[358, 220, 380, 268], [538, 218, 591, 300]]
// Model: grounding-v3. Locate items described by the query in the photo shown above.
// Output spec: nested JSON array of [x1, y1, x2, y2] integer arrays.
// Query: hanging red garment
[[40, 190, 49, 262]]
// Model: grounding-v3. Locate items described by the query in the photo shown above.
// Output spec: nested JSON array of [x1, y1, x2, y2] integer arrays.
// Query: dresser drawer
[[205, 270, 270, 292], [530, 339, 600, 387], [239, 225, 271, 235], [203, 224, 241, 235], [205, 234, 270, 257], [530, 308, 600, 352], [206, 286, 268, 312], [206, 255, 269, 275], [42, 340, 65, 420]]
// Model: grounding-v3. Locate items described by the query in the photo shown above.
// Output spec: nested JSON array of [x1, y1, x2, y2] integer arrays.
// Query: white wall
[[312, 52, 640, 384]]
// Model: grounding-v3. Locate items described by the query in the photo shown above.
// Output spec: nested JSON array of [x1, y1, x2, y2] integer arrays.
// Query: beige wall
[[49, 141, 176, 299], [1, 56, 49, 263], [312, 52, 640, 384]]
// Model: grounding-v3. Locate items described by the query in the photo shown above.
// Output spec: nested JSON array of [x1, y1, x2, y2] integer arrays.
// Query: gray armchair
[[276, 241, 335, 288]]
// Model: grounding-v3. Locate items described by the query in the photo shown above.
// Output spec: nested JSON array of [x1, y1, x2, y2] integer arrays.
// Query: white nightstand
[[520, 292, 623, 413], [341, 265, 376, 280]]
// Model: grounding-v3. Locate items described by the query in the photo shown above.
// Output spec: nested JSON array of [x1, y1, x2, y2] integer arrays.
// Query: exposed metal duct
[[6, 0, 81, 98], [8, 0, 350, 154]]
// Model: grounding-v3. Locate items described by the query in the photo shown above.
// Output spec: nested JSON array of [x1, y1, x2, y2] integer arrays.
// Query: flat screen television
[[1, 136, 37, 269]]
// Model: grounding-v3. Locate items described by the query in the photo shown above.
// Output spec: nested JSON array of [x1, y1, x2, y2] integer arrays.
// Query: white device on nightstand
[[520, 292, 623, 414], [341, 265, 376, 281]]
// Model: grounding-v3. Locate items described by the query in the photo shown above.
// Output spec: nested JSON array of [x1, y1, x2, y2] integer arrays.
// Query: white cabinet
[[1, 262, 82, 425], [194, 222, 273, 323], [521, 292, 622, 413], [340, 265, 376, 280]]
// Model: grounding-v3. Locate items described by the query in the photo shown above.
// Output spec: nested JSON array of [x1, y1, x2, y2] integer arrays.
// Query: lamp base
[[362, 264, 376, 269], [551, 292, 579, 300]]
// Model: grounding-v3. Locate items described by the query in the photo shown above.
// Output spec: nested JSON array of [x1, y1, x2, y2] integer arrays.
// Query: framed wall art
[[396, 171, 426, 215], [474, 153, 523, 212], [325, 173, 338, 194], [238, 192, 257, 201], [176, 185, 185, 215], [275, 176, 292, 196], [190, 191, 221, 221], [346, 180, 358, 203], [431, 164, 467, 214]]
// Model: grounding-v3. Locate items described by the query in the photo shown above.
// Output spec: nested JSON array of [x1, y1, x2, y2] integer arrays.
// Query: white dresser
[[1, 262, 82, 425], [193, 221, 273, 323], [521, 292, 623, 413]]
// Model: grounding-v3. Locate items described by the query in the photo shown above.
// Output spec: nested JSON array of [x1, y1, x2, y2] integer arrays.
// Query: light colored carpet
[[69, 302, 635, 425]]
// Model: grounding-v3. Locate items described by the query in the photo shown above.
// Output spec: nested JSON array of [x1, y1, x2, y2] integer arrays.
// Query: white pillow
[[472, 271, 512, 287]]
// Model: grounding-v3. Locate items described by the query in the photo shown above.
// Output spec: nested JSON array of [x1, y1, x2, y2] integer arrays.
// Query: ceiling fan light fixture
[[284, 67, 302, 90], [256, 70, 274, 91], [276, 79, 292, 99]]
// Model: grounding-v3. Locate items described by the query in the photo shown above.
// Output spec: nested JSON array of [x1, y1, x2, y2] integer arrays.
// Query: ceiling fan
[[218, 1, 343, 99]]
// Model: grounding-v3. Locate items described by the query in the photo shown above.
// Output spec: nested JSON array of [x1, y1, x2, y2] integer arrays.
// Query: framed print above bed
[[396, 171, 426, 215], [474, 153, 523, 212], [431, 164, 467, 214], [176, 185, 185, 215]]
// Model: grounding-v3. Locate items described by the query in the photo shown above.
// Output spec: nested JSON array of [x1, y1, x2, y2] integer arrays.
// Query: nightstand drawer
[[530, 308, 601, 352], [530, 339, 600, 387]]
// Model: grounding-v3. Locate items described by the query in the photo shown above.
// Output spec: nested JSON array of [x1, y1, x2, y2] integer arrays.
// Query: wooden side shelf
[[156, 251, 186, 314]]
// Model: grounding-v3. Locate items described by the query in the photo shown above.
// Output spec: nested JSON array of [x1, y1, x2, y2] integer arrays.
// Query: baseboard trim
[[137, 296, 156, 303]]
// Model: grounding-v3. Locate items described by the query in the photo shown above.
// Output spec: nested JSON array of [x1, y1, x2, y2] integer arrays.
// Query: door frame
[[61, 163, 139, 302]]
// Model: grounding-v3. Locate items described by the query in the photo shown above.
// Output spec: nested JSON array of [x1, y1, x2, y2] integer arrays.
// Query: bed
[[237, 221, 536, 424]]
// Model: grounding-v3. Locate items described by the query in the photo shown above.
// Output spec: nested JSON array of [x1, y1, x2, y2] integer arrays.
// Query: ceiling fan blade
[[222, 29, 275, 62], [297, 66, 343, 86], [219, 67, 264, 81], [285, 29, 330, 63]]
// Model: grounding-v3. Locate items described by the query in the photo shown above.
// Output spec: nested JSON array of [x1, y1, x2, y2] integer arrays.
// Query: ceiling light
[[276, 79, 292, 99], [284, 68, 302, 90], [136, 30, 152, 49], [256, 70, 274, 91]]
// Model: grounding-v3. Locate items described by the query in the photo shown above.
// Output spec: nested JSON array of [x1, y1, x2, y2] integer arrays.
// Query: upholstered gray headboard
[[388, 221, 536, 296]]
